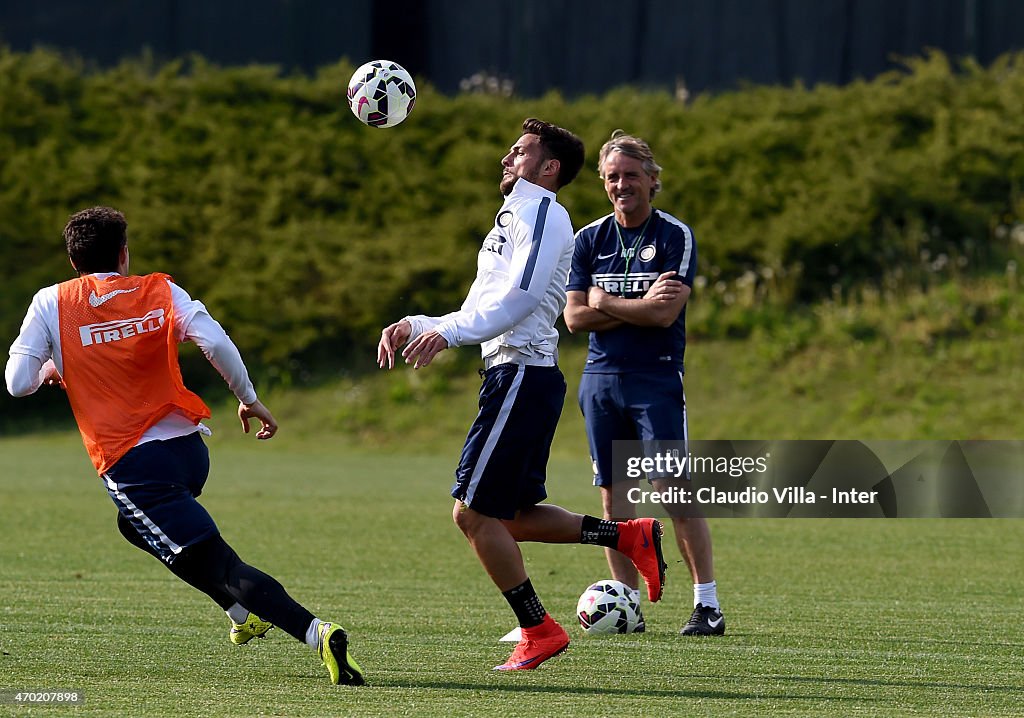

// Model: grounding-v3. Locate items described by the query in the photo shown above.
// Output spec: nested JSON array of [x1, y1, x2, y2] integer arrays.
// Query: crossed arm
[[563, 271, 691, 334]]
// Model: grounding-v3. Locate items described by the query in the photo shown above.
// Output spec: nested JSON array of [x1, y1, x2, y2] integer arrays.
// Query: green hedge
[[2, 48, 1022, 392]]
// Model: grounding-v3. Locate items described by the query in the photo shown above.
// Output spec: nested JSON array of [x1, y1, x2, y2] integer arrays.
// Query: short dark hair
[[522, 118, 585, 189], [63, 206, 127, 273]]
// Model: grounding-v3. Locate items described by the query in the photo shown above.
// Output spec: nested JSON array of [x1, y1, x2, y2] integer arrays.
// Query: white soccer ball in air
[[577, 579, 642, 634], [347, 60, 417, 128]]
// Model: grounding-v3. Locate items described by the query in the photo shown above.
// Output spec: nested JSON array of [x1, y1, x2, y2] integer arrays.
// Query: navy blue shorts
[[578, 370, 688, 487], [101, 432, 219, 564], [452, 364, 566, 520]]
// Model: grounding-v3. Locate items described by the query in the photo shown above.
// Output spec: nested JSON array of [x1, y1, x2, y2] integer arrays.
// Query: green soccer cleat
[[317, 622, 365, 686], [229, 613, 274, 645]]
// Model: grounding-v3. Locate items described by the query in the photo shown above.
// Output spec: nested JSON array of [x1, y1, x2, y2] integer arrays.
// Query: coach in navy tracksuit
[[377, 119, 668, 671], [564, 131, 726, 636]]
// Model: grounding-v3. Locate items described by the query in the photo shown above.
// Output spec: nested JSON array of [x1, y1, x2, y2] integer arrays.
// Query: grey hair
[[597, 129, 662, 200]]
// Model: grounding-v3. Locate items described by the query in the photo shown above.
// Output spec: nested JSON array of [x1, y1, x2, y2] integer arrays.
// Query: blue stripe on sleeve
[[519, 197, 550, 291]]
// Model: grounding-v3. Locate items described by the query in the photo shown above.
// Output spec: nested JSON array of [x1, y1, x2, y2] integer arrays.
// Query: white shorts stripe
[[464, 364, 525, 506], [679, 371, 690, 480], [102, 473, 183, 555]]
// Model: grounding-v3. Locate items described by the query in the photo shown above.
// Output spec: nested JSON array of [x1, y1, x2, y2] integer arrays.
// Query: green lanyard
[[613, 213, 653, 297]]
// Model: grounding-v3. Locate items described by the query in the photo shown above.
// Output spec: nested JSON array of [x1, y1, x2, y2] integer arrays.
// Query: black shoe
[[634, 610, 646, 633], [680, 604, 725, 636]]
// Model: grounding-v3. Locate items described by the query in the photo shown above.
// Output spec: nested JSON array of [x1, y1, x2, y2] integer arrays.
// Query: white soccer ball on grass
[[577, 579, 642, 634]]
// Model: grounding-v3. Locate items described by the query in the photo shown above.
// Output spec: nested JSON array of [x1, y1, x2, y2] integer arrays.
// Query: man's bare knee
[[453, 500, 487, 537], [602, 484, 637, 522]]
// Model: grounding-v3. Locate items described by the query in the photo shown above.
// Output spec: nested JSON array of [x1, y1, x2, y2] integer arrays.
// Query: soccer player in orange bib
[[5, 207, 364, 686]]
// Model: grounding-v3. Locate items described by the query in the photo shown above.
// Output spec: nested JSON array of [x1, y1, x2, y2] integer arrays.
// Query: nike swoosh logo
[[89, 287, 139, 307], [641, 528, 650, 548], [597, 251, 618, 260], [708, 615, 724, 629]]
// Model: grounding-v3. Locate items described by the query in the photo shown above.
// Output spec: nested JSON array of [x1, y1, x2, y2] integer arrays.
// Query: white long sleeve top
[[404, 178, 574, 361]]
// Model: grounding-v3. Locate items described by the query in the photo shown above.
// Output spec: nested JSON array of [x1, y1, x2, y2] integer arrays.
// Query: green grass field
[[1, 432, 1022, 717]]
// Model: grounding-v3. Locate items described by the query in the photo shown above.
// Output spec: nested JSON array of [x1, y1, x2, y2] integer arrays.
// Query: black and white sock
[[580, 515, 619, 548], [502, 579, 546, 629]]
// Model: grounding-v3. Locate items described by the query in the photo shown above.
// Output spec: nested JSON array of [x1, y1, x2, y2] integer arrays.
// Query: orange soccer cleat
[[617, 518, 667, 602], [493, 614, 570, 671]]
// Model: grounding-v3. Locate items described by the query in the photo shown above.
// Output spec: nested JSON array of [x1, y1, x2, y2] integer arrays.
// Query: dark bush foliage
[[2, 48, 1021, 397]]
